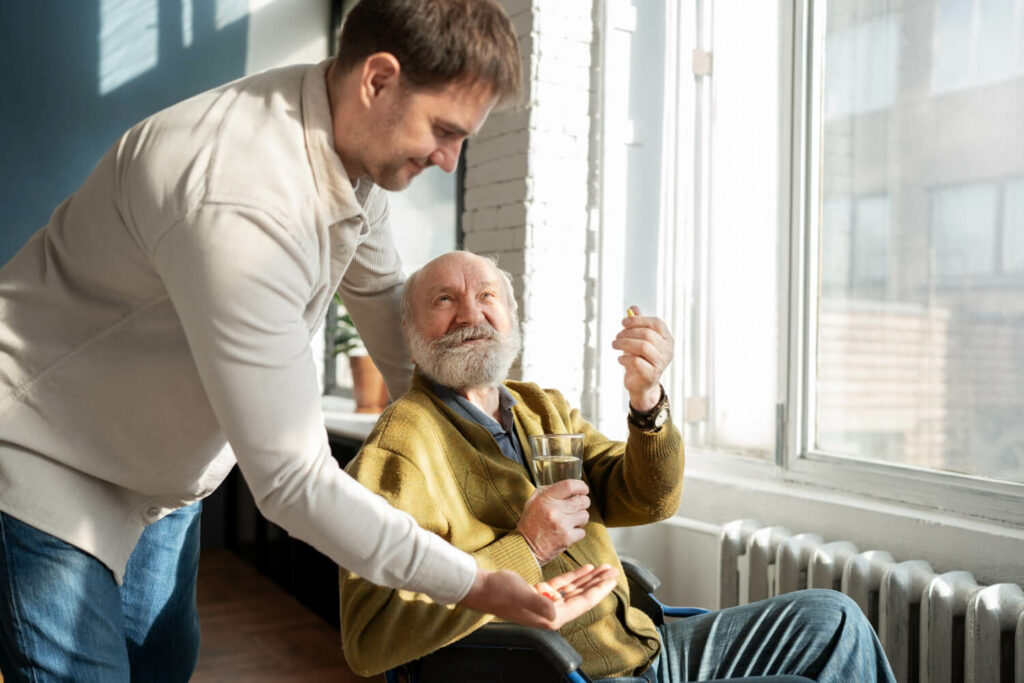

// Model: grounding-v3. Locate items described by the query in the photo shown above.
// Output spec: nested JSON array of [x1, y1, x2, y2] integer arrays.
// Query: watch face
[[653, 408, 669, 428]]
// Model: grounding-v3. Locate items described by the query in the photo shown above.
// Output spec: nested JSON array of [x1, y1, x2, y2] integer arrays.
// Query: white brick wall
[[463, 0, 596, 405]]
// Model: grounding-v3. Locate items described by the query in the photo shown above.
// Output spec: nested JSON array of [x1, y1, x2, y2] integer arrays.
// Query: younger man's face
[[366, 80, 496, 191]]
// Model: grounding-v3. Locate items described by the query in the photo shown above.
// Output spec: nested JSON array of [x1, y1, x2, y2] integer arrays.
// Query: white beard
[[408, 321, 522, 390]]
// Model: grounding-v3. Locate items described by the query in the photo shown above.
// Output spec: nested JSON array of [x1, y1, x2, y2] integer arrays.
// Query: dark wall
[[0, 1, 249, 264]]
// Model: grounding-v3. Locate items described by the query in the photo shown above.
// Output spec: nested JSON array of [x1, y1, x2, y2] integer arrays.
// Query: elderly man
[[338, 251, 896, 682]]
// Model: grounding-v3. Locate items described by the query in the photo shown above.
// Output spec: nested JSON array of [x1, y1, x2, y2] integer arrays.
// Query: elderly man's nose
[[455, 297, 483, 323]]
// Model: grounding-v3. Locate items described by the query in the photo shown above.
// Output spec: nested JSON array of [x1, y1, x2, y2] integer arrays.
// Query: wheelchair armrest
[[619, 555, 661, 594], [449, 622, 584, 675]]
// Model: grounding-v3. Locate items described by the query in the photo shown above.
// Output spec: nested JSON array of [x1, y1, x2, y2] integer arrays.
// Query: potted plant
[[327, 296, 389, 413]]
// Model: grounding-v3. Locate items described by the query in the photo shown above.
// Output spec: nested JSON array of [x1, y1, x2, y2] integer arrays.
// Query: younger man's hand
[[459, 563, 619, 630]]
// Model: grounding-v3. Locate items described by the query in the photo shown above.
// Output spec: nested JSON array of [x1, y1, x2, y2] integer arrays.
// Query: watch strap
[[628, 385, 670, 431]]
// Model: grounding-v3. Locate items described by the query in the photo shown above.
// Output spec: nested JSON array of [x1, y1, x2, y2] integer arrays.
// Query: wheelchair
[[383, 557, 815, 683]]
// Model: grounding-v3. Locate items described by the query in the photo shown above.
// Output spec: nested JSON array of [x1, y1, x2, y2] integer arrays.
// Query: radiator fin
[[718, 520, 1024, 683], [965, 583, 1024, 683]]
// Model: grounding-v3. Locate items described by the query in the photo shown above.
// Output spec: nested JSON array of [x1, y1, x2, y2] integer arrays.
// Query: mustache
[[433, 324, 501, 350]]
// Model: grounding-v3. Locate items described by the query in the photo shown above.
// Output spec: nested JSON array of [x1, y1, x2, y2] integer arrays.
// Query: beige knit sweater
[[339, 372, 685, 679]]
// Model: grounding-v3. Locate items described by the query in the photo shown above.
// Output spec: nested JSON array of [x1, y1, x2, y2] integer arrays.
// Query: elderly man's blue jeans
[[0, 503, 202, 682], [642, 589, 896, 682]]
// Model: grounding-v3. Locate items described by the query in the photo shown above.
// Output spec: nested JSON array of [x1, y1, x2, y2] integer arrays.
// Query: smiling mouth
[[457, 334, 490, 344]]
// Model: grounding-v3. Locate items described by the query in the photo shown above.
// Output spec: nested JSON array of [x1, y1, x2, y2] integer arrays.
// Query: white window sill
[[321, 394, 381, 442], [676, 448, 1024, 587]]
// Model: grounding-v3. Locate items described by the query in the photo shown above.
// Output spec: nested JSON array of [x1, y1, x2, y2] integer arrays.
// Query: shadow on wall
[[0, 0, 249, 264]]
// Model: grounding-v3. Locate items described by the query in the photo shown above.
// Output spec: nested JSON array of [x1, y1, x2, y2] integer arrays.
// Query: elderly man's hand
[[516, 479, 590, 565], [611, 306, 674, 412]]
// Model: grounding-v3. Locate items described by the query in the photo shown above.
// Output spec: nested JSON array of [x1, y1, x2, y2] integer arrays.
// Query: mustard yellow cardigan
[[339, 372, 684, 679]]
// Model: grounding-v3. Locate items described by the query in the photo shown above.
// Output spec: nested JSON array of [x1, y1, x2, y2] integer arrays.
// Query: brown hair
[[336, 0, 522, 108]]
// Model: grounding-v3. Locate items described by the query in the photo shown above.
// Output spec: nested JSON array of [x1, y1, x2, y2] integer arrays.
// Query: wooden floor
[[194, 548, 380, 682]]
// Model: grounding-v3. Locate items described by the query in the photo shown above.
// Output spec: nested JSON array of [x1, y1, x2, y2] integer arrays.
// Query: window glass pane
[[815, 0, 1024, 484], [701, 0, 781, 454], [931, 183, 997, 279], [326, 166, 457, 394], [932, 0, 1024, 93], [593, 0, 668, 436], [1003, 177, 1024, 272], [822, 198, 854, 296], [825, 14, 899, 118], [851, 195, 891, 296], [387, 166, 458, 272], [931, 0, 975, 92]]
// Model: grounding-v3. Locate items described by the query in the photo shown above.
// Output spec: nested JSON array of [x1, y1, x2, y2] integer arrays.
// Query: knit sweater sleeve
[[339, 442, 542, 676], [336, 187, 414, 399], [151, 206, 476, 605], [549, 389, 685, 528]]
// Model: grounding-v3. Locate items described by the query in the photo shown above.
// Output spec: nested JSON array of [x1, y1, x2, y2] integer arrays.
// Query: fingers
[[558, 494, 590, 513], [559, 564, 617, 597], [545, 563, 616, 592], [613, 322, 672, 357], [567, 525, 586, 545], [524, 565, 620, 629], [545, 567, 619, 629], [612, 332, 673, 366], [518, 480, 591, 564], [613, 310, 673, 392], [462, 568, 557, 625], [542, 478, 588, 499], [537, 480, 590, 514], [620, 309, 671, 337], [544, 563, 598, 591]]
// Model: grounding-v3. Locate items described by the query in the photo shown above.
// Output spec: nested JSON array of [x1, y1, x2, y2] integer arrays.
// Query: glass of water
[[529, 433, 584, 486]]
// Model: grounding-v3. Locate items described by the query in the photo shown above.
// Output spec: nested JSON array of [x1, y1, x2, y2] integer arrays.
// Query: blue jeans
[[0, 503, 202, 682], [645, 589, 895, 682]]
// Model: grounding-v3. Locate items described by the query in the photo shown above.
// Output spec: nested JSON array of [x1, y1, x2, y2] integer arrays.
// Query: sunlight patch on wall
[[182, 0, 194, 47], [98, 0, 158, 95], [216, 0, 248, 30]]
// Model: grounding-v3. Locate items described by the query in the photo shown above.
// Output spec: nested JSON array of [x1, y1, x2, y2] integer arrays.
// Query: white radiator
[[719, 519, 1024, 683]]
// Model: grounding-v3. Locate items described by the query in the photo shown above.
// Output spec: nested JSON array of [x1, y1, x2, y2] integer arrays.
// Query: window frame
[[785, 0, 1024, 525], [599, 0, 1024, 527]]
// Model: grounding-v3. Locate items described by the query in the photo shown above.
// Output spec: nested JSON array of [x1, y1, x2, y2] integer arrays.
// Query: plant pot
[[348, 355, 389, 413]]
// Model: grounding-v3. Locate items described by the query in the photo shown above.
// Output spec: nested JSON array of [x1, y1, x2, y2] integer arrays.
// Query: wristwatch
[[628, 385, 670, 432]]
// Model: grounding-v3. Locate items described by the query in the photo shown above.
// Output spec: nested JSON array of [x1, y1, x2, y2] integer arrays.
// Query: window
[[813, 0, 1024, 488], [598, 0, 1024, 522]]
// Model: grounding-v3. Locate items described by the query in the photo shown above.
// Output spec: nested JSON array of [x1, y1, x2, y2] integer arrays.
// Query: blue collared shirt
[[429, 381, 527, 468]]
